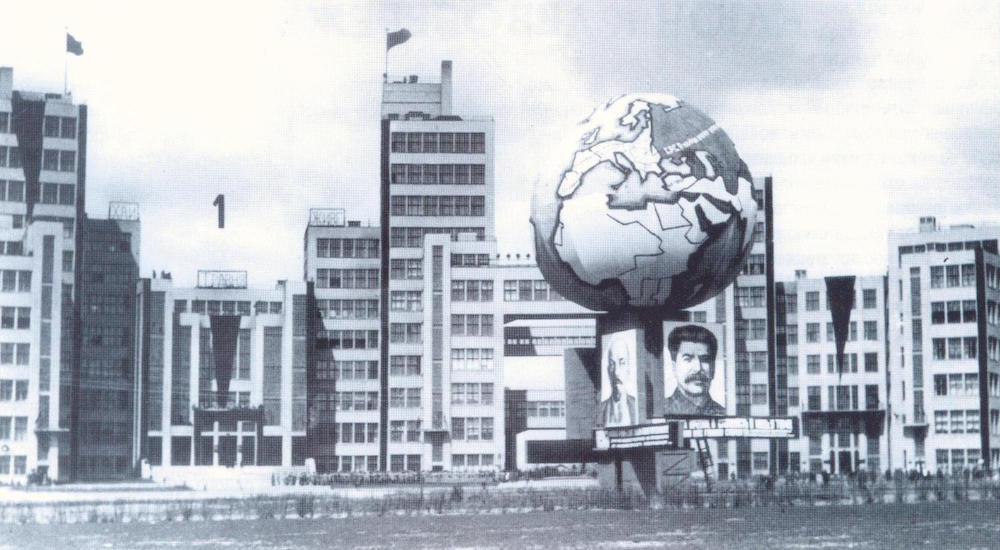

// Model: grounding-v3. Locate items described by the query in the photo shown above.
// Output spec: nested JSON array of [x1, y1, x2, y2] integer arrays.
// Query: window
[[964, 337, 977, 359], [863, 289, 876, 309], [61, 117, 76, 139], [962, 300, 977, 323], [947, 337, 962, 359], [932, 338, 946, 360], [930, 266, 944, 288], [806, 355, 820, 374], [788, 387, 799, 407], [786, 324, 797, 345], [805, 291, 819, 311], [806, 323, 819, 343], [934, 411, 948, 433], [752, 452, 769, 470], [863, 321, 877, 341], [931, 302, 945, 324], [750, 319, 766, 340], [807, 386, 821, 411], [961, 263, 976, 287], [13, 417, 26, 440], [864, 353, 878, 372], [787, 356, 798, 375], [751, 351, 767, 372], [826, 322, 834, 342], [946, 265, 960, 287], [751, 384, 768, 405], [59, 151, 76, 172]]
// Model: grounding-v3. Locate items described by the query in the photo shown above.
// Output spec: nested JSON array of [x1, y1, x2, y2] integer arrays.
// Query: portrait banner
[[662, 322, 726, 417]]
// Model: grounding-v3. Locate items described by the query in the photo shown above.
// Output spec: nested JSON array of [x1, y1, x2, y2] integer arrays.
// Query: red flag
[[387, 29, 411, 51], [66, 33, 83, 56]]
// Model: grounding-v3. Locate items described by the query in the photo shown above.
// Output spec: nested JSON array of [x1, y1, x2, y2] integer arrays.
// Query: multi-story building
[[379, 60, 495, 472], [0, 67, 86, 483], [779, 272, 888, 475], [887, 216, 1000, 473], [304, 212, 381, 473], [133, 273, 312, 470], [719, 176, 776, 478], [74, 206, 140, 479]]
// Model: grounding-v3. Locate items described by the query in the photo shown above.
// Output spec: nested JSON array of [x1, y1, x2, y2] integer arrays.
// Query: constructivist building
[[778, 272, 889, 475], [0, 67, 86, 483], [74, 206, 141, 480], [132, 273, 312, 471], [886, 216, 1000, 473]]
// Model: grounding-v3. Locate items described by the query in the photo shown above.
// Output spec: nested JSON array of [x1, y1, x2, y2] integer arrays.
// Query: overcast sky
[[3, 1, 998, 286]]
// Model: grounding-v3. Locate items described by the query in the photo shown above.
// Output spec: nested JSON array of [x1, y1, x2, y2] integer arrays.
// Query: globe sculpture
[[531, 93, 757, 313]]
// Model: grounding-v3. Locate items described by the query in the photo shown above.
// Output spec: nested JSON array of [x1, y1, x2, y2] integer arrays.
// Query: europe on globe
[[531, 94, 757, 313]]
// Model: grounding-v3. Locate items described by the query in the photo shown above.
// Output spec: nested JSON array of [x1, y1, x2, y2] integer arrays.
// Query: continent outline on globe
[[531, 93, 758, 313]]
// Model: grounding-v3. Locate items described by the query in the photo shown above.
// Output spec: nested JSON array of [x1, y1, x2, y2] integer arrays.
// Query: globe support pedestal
[[590, 309, 696, 499]]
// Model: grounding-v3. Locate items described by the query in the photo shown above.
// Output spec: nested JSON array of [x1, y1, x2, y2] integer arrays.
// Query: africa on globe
[[531, 93, 757, 313]]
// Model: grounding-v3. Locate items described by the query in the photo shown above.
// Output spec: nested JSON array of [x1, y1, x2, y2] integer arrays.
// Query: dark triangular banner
[[825, 276, 856, 382], [209, 315, 241, 408], [10, 92, 45, 220]]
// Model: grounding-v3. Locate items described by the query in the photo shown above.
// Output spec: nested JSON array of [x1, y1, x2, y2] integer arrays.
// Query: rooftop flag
[[387, 28, 411, 51], [66, 32, 83, 56]]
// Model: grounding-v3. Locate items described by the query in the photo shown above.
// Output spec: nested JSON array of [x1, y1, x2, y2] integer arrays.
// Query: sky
[[2, 0, 998, 286]]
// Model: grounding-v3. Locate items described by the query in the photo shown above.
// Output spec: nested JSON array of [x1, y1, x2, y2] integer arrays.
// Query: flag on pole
[[66, 33, 84, 56], [387, 28, 411, 51]]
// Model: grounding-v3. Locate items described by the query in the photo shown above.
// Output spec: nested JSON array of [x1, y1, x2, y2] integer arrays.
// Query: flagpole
[[384, 28, 389, 83], [64, 27, 68, 95]]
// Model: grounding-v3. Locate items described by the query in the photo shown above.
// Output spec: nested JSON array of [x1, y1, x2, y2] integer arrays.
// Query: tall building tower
[[0, 67, 86, 482], [378, 61, 494, 471], [887, 216, 1000, 473], [74, 204, 140, 479]]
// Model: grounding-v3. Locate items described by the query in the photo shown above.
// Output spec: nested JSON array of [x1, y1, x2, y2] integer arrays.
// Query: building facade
[[74, 210, 140, 479], [133, 275, 312, 470], [778, 273, 889, 475], [887, 217, 1000, 472], [0, 67, 86, 483]]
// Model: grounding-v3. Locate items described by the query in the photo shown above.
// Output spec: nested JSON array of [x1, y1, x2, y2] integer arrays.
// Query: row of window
[[43, 116, 77, 139], [931, 337, 979, 360], [389, 226, 486, 247], [390, 164, 486, 185], [317, 299, 378, 319], [390, 132, 486, 154], [316, 360, 378, 381], [451, 417, 494, 441], [334, 422, 379, 444], [933, 373, 981, 397], [452, 280, 492, 302], [38, 183, 77, 205], [0, 416, 27, 440], [451, 314, 494, 337], [390, 195, 486, 217], [315, 238, 379, 259], [451, 383, 494, 405], [799, 352, 879, 375], [389, 323, 422, 344], [0, 380, 28, 401], [800, 384, 880, 411], [936, 448, 990, 473], [736, 287, 766, 308], [451, 454, 495, 468], [929, 264, 976, 289], [450, 348, 495, 371], [930, 300, 977, 324], [802, 321, 879, 343], [988, 264, 1000, 290], [526, 401, 565, 418], [328, 391, 380, 411], [389, 454, 422, 472], [390, 291, 422, 311], [390, 259, 423, 279], [798, 288, 879, 311], [186, 300, 281, 316], [502, 279, 564, 302], [388, 420, 422, 442], [0, 146, 21, 168], [0, 180, 25, 203], [315, 268, 380, 289], [899, 239, 999, 258], [0, 307, 30, 330], [933, 410, 981, 434], [318, 330, 380, 350], [41, 150, 76, 172], [0, 344, 30, 365], [389, 387, 422, 408], [0, 455, 28, 475], [390, 355, 421, 376], [0, 271, 32, 293], [451, 253, 490, 267], [330, 455, 379, 473]]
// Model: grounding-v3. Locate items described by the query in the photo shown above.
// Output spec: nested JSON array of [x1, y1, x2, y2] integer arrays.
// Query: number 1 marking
[[213, 194, 225, 228]]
